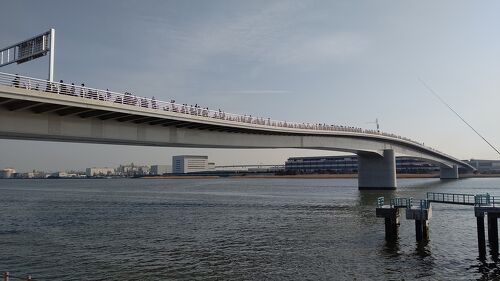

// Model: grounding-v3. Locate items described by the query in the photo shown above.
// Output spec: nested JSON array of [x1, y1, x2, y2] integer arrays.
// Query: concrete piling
[[415, 220, 423, 242], [414, 219, 429, 242], [488, 213, 499, 256], [476, 215, 486, 259], [376, 206, 400, 241], [384, 212, 399, 241], [406, 200, 431, 242]]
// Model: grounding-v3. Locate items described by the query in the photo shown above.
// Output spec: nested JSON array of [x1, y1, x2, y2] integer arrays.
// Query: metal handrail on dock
[[376, 197, 412, 208], [475, 193, 498, 207], [426, 192, 476, 205], [390, 197, 413, 208], [377, 197, 384, 208], [419, 199, 430, 210]]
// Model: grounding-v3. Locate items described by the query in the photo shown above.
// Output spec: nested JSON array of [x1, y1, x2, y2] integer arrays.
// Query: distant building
[[285, 155, 439, 174], [464, 159, 500, 173], [14, 172, 35, 179], [208, 162, 216, 170], [248, 166, 284, 173], [116, 163, 149, 177], [48, 172, 71, 178], [150, 165, 172, 175], [172, 155, 211, 174], [0, 168, 16, 179], [285, 156, 358, 173], [86, 167, 115, 177]]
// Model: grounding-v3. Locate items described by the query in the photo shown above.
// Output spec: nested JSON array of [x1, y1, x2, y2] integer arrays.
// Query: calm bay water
[[1, 177, 500, 280]]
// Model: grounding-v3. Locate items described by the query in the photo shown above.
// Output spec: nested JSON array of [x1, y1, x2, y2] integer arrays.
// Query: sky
[[1, 0, 500, 172]]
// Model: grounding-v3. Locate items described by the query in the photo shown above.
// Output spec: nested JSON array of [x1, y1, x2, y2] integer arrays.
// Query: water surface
[[1, 178, 499, 280]]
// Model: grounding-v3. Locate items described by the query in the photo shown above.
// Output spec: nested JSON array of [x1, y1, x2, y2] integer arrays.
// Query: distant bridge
[[0, 72, 475, 189]]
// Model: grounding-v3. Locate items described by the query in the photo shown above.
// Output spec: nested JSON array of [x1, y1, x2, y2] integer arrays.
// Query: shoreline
[[6, 174, 500, 180], [143, 173, 500, 180]]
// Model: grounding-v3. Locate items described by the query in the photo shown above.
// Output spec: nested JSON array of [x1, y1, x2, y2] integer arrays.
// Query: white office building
[[172, 155, 210, 174]]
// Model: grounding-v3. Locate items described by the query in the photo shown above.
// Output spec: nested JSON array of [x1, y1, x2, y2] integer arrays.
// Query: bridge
[[0, 72, 474, 189]]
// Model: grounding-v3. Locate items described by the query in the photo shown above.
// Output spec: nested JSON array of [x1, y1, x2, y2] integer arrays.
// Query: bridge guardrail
[[0, 72, 438, 149]]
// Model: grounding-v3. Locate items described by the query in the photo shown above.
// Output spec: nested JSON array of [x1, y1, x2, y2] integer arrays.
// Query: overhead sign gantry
[[0, 28, 55, 82]]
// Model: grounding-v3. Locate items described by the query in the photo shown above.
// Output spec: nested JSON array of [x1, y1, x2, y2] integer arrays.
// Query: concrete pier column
[[440, 165, 459, 179], [477, 216, 486, 259], [385, 210, 400, 241], [376, 207, 400, 241], [384, 217, 398, 241], [415, 220, 429, 242], [488, 213, 499, 256], [415, 220, 423, 241], [422, 220, 429, 240], [358, 149, 396, 190]]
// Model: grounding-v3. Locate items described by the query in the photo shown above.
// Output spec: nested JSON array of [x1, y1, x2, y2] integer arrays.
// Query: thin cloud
[[210, 90, 290, 95], [270, 32, 369, 65]]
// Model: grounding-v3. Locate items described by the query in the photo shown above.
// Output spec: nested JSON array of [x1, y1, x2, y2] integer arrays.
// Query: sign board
[[0, 29, 55, 81], [17, 33, 49, 64]]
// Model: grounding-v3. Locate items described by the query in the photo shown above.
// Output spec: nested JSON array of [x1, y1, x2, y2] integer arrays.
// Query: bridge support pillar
[[488, 213, 499, 257], [358, 149, 396, 190], [477, 215, 486, 259], [440, 165, 459, 179]]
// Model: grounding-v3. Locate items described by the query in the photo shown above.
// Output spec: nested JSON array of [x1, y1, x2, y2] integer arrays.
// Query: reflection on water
[[415, 240, 432, 258], [471, 260, 500, 281], [0, 177, 500, 280], [381, 239, 401, 258], [358, 189, 397, 206]]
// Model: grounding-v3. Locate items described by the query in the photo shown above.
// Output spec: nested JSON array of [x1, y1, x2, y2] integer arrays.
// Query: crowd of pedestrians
[[9, 72, 435, 150]]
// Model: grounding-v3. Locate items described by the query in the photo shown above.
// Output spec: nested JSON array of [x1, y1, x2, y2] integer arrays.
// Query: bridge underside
[[0, 86, 474, 189], [0, 96, 279, 135]]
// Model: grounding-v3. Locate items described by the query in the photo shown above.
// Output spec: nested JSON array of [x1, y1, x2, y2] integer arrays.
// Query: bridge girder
[[0, 84, 475, 171]]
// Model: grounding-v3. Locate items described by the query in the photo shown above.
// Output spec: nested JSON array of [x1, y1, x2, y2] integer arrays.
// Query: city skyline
[[1, 0, 500, 171]]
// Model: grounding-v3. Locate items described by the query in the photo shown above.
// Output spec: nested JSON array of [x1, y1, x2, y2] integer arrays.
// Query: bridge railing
[[426, 192, 476, 205], [0, 72, 446, 153]]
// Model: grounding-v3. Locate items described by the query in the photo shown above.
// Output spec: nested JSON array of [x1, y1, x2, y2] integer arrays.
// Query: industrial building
[[285, 155, 439, 174]]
